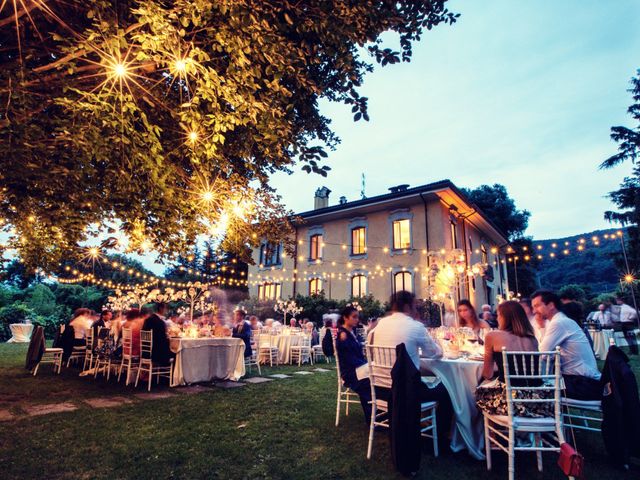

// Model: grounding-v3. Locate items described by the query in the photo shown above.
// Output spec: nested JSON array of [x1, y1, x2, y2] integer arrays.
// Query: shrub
[[238, 297, 277, 321], [32, 314, 66, 339], [25, 284, 58, 317]]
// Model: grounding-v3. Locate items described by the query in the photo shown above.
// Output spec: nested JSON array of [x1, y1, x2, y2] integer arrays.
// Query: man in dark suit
[[232, 309, 253, 358], [142, 306, 174, 366]]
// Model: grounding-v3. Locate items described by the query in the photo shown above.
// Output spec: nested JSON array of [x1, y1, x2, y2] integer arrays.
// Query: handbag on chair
[[558, 442, 584, 478], [558, 386, 585, 479]]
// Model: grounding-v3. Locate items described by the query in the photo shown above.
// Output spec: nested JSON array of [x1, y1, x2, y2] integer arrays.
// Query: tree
[[462, 184, 530, 240], [0, 1, 459, 272], [463, 184, 535, 295], [600, 70, 640, 275]]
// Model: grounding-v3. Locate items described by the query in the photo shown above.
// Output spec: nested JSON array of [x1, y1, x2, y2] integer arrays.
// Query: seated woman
[[335, 306, 371, 425], [457, 299, 491, 334], [122, 309, 144, 357], [213, 316, 231, 337], [476, 301, 548, 417]]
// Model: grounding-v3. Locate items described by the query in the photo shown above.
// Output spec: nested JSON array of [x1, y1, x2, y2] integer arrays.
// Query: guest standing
[[532, 290, 602, 400]]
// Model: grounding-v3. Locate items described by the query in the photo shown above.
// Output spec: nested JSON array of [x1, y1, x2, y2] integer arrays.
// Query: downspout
[[420, 193, 430, 304], [461, 217, 471, 299], [292, 227, 298, 297]]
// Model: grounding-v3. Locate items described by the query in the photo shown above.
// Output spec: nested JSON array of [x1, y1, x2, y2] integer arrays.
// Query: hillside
[[533, 228, 625, 294]]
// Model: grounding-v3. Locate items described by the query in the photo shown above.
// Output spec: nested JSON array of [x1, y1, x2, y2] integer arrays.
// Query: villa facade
[[248, 180, 510, 309]]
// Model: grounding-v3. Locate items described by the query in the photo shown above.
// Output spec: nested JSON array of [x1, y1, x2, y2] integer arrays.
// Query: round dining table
[[7, 323, 34, 343], [276, 333, 304, 364], [420, 357, 485, 460], [170, 337, 245, 387], [588, 329, 615, 360]]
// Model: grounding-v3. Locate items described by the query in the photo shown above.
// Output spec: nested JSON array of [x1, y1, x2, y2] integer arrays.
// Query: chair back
[[85, 327, 95, 351], [332, 334, 343, 388], [140, 330, 153, 360], [299, 334, 311, 348], [366, 344, 396, 390], [122, 327, 133, 357], [502, 347, 562, 422]]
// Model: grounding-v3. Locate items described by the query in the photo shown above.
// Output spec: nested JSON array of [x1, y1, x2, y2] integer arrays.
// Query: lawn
[[0, 343, 638, 480]]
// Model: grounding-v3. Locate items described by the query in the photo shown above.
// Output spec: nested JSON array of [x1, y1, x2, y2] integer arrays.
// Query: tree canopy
[[0, 0, 458, 272], [462, 184, 530, 240], [600, 69, 640, 273]]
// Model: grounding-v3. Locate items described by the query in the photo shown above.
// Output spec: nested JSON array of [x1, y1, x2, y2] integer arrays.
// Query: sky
[[268, 0, 640, 240]]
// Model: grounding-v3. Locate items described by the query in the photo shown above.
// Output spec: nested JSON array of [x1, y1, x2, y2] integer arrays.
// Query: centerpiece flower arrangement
[[274, 298, 303, 327]]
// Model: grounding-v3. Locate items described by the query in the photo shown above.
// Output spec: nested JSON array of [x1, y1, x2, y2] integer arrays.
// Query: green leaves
[[0, 0, 458, 272]]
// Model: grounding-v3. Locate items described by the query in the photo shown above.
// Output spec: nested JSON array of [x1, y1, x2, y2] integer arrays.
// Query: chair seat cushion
[[420, 401, 437, 410], [45, 348, 63, 353], [487, 413, 557, 429], [561, 398, 602, 410]]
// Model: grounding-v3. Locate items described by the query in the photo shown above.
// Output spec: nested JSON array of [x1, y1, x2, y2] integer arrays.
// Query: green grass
[[0, 343, 638, 480]]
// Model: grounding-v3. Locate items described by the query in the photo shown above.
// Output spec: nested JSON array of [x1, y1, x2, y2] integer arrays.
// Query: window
[[351, 274, 367, 298], [309, 234, 323, 261], [309, 278, 323, 295], [260, 242, 281, 267], [450, 222, 458, 248], [393, 271, 412, 293], [392, 219, 411, 250], [258, 282, 281, 300], [351, 227, 366, 255], [481, 245, 488, 264]]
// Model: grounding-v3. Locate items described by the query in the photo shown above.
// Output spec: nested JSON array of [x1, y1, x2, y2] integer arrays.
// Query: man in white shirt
[[590, 304, 612, 327], [368, 291, 452, 450], [69, 308, 94, 345], [532, 290, 602, 400], [616, 298, 638, 324], [615, 297, 639, 354]]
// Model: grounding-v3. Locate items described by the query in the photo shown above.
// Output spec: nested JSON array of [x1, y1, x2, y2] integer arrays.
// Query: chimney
[[314, 186, 331, 209], [339, 196, 348, 205], [388, 184, 410, 194]]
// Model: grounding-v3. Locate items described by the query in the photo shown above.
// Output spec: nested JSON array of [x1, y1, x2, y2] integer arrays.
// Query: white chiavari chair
[[257, 333, 279, 367], [333, 334, 361, 427], [365, 344, 438, 459], [482, 347, 564, 480], [290, 334, 313, 366], [117, 328, 138, 386], [135, 330, 173, 391], [82, 327, 96, 372]]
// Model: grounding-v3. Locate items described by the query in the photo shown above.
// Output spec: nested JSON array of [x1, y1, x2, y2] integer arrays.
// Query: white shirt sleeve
[[539, 318, 565, 353], [417, 324, 442, 359]]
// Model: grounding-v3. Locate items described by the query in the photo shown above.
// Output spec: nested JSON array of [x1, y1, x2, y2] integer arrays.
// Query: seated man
[[249, 315, 262, 331], [335, 305, 371, 425], [532, 290, 602, 400], [142, 308, 174, 366], [368, 291, 453, 449], [232, 309, 253, 358]]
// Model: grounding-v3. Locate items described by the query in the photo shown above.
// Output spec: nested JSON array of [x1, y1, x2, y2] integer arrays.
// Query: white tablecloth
[[276, 334, 303, 364], [170, 337, 245, 386], [588, 329, 615, 360], [421, 357, 485, 460], [7, 323, 33, 343]]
